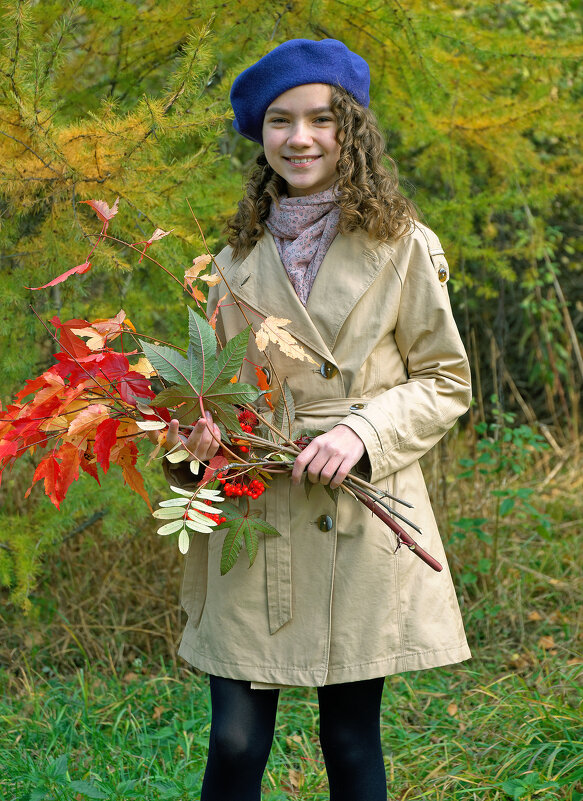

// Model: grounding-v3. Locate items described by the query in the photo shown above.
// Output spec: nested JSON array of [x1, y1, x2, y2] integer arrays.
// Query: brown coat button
[[349, 403, 366, 410], [317, 514, 334, 532], [319, 361, 338, 379], [438, 266, 448, 283]]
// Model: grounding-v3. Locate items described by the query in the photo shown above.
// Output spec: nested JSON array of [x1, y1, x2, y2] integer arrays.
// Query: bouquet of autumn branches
[[0, 199, 442, 575]]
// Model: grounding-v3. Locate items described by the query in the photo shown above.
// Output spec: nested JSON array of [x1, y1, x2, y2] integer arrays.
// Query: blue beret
[[230, 38, 370, 144]]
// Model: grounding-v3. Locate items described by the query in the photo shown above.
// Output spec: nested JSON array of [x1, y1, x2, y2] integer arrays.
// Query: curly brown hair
[[226, 86, 417, 260]]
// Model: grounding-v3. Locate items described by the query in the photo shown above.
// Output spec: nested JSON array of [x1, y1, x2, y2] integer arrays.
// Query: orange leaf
[[255, 367, 273, 410], [66, 404, 110, 447], [134, 228, 173, 263], [209, 292, 228, 330], [184, 254, 213, 299], [27, 261, 91, 291], [50, 317, 92, 359]]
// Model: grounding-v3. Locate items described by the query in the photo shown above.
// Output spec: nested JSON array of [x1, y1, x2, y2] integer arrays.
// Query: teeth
[[288, 157, 316, 163]]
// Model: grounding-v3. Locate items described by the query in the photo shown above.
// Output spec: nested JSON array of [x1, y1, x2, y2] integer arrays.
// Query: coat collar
[[228, 231, 394, 362]]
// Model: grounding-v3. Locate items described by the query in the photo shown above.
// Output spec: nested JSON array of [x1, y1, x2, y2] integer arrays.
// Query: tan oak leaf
[[255, 317, 316, 364]]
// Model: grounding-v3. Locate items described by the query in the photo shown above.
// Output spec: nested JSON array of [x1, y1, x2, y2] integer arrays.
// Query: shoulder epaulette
[[414, 222, 450, 285]]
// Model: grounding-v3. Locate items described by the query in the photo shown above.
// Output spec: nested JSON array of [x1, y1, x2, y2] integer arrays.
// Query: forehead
[[265, 83, 333, 114]]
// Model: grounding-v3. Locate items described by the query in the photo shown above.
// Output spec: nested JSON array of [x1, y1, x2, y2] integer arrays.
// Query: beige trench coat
[[170, 222, 472, 686]]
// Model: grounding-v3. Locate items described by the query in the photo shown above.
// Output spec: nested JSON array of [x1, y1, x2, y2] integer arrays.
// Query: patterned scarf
[[265, 187, 340, 306]]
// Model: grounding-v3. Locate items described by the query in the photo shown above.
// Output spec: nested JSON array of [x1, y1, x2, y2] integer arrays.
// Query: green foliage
[[451, 400, 552, 601]]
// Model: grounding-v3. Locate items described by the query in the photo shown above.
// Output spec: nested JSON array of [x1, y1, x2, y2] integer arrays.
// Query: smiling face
[[262, 83, 341, 197]]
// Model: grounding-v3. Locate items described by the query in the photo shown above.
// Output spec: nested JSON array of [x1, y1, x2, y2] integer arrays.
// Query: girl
[[164, 38, 472, 801]]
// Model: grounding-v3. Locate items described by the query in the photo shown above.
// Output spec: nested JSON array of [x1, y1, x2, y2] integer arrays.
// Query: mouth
[[284, 156, 321, 165]]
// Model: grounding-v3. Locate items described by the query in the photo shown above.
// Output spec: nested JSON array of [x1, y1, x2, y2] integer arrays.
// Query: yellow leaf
[[447, 702, 458, 716], [198, 273, 222, 286], [132, 357, 155, 377], [184, 254, 212, 283], [255, 316, 316, 364]]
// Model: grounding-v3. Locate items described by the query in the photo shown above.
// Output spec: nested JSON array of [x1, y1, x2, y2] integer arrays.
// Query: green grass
[[1, 426, 581, 799], [1, 654, 581, 800]]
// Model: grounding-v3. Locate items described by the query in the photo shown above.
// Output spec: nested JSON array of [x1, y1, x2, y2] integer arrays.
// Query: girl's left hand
[[291, 425, 365, 490]]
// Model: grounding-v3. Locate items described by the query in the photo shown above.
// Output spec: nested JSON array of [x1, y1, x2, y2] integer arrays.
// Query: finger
[[329, 457, 354, 490], [166, 418, 182, 450], [291, 443, 317, 484], [317, 456, 343, 486]]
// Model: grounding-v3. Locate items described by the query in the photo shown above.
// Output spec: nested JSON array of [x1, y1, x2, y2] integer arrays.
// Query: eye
[[314, 116, 334, 124], [267, 116, 288, 125]]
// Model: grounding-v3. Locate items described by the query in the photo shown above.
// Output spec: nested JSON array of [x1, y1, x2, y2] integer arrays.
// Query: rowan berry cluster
[[237, 410, 259, 428], [216, 474, 265, 499], [236, 410, 258, 454], [200, 498, 226, 525]]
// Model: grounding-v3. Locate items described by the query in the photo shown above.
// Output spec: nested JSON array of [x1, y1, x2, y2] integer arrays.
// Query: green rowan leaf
[[248, 518, 280, 538], [220, 519, 245, 574], [272, 379, 295, 442], [209, 326, 252, 389], [186, 342, 205, 390], [139, 340, 190, 386], [205, 382, 261, 407], [204, 401, 244, 435], [150, 386, 199, 421], [217, 505, 280, 574], [244, 526, 259, 566], [188, 307, 217, 387]]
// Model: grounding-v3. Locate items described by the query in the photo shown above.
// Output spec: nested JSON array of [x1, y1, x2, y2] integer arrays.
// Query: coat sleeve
[[338, 227, 471, 484]]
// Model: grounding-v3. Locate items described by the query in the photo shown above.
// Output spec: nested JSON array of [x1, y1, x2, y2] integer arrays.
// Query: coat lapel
[[229, 233, 333, 361], [228, 231, 394, 360], [307, 233, 394, 350]]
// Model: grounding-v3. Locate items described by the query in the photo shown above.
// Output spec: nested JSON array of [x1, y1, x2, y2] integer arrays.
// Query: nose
[[286, 121, 313, 148]]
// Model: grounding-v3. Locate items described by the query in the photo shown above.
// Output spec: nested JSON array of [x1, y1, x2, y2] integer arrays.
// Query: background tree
[[1, 0, 581, 609]]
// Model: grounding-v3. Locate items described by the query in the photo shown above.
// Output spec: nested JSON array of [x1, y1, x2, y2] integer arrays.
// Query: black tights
[[200, 674, 387, 801]]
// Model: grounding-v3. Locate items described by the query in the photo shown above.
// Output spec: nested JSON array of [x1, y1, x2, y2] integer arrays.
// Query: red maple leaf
[[201, 453, 230, 484], [116, 441, 152, 510], [80, 197, 120, 229], [50, 317, 92, 359], [26, 261, 92, 291], [55, 442, 82, 500], [80, 452, 101, 484], [25, 453, 62, 509], [94, 418, 120, 474], [133, 227, 173, 263]]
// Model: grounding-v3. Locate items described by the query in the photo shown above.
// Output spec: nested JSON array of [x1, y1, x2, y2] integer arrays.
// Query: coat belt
[[265, 396, 371, 635]]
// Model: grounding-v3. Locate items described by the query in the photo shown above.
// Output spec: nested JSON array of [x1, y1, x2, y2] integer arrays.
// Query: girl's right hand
[[166, 411, 221, 462]]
